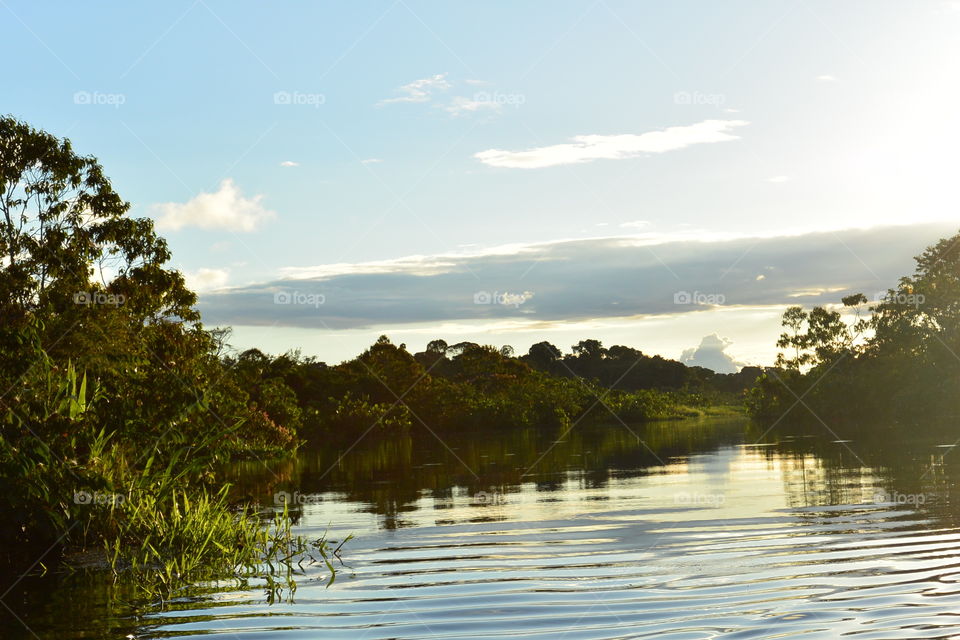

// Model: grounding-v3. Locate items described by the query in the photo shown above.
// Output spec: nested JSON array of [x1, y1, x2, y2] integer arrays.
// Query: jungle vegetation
[[748, 230, 960, 425]]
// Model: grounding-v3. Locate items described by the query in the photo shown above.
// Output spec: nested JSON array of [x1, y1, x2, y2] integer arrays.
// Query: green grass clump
[[0, 355, 339, 602], [102, 486, 340, 601]]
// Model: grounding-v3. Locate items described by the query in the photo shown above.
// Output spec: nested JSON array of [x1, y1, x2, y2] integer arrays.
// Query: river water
[[7, 416, 960, 639]]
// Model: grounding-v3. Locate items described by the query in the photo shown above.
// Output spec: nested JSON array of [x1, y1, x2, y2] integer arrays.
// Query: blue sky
[[5, 1, 960, 367]]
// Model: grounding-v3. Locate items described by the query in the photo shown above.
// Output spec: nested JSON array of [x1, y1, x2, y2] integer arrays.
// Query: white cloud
[[280, 160, 299, 167], [278, 254, 460, 279], [786, 286, 847, 298], [766, 175, 790, 183], [474, 120, 749, 169], [184, 267, 230, 292], [444, 95, 501, 116], [361, 158, 384, 165], [680, 334, 745, 373], [620, 220, 650, 229], [153, 179, 276, 232], [379, 73, 450, 105], [816, 75, 838, 82]]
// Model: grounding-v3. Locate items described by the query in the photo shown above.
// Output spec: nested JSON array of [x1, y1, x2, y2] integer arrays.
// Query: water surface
[[7, 416, 960, 639]]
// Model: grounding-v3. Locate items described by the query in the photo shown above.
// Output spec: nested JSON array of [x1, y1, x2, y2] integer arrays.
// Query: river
[[6, 416, 960, 639]]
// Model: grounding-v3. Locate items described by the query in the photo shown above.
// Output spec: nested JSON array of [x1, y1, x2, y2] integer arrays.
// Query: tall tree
[[0, 115, 196, 327]]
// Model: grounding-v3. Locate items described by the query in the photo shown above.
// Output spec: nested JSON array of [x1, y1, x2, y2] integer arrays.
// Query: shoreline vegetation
[[0, 117, 748, 599], [745, 229, 960, 429]]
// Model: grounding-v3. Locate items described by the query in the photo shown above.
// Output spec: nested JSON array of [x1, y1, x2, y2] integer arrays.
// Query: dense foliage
[[748, 230, 960, 424], [231, 336, 750, 447], [0, 117, 314, 585]]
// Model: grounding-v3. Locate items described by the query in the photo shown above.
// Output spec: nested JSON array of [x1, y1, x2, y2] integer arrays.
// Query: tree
[[0, 118, 299, 451], [526, 341, 561, 363], [446, 341, 479, 358], [775, 306, 810, 370], [868, 233, 960, 360], [805, 306, 851, 366], [523, 341, 564, 376], [571, 339, 604, 360], [0, 115, 196, 327], [426, 339, 448, 354], [774, 302, 860, 371]]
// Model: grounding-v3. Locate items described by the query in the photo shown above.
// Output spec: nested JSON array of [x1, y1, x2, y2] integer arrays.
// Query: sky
[[4, 1, 960, 369]]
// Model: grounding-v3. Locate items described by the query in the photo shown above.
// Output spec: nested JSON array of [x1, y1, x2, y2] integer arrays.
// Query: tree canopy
[[749, 231, 960, 422]]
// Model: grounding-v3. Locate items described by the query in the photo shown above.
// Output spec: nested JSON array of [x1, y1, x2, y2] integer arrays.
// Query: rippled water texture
[[9, 417, 960, 639]]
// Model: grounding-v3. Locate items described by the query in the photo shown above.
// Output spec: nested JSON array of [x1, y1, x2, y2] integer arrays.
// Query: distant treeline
[[747, 229, 960, 425], [227, 337, 755, 445]]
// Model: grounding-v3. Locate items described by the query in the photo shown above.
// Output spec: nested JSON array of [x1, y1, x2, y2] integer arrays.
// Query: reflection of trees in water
[[221, 417, 960, 534], [223, 417, 749, 528], [1, 571, 143, 640], [776, 450, 879, 509], [756, 421, 960, 528]]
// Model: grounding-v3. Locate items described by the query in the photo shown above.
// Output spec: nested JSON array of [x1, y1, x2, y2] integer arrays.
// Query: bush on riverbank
[[0, 346, 335, 601]]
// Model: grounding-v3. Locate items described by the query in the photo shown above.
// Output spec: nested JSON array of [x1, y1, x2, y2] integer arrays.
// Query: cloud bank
[[196, 222, 956, 331]]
